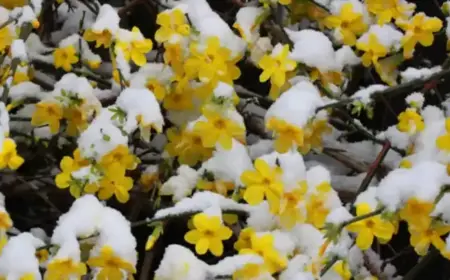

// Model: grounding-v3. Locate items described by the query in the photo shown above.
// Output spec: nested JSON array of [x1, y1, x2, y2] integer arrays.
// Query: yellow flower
[[0, 211, 12, 230], [346, 203, 395, 250], [55, 150, 89, 198], [83, 29, 113, 48], [397, 108, 424, 134], [278, 0, 290, 5], [115, 27, 153, 66], [53, 45, 79, 72], [234, 227, 255, 251], [46, 258, 87, 280], [18, 273, 34, 280], [290, 1, 328, 28], [399, 159, 413, 169], [305, 259, 322, 278], [240, 159, 284, 213], [63, 107, 87, 137], [145, 235, 157, 251], [258, 44, 297, 88], [0, 0, 26, 9], [163, 43, 184, 70], [87, 246, 136, 278], [223, 214, 238, 225], [139, 172, 159, 192], [31, 102, 63, 134], [267, 117, 304, 153], [310, 68, 343, 87], [268, 71, 294, 100], [93, 165, 134, 203], [277, 184, 307, 229], [300, 119, 332, 154], [184, 213, 232, 256], [163, 91, 194, 111], [365, 0, 415, 25], [356, 34, 388, 67], [155, 9, 190, 44], [146, 78, 167, 101], [197, 179, 235, 196], [13, 71, 30, 85], [436, 118, 450, 152], [193, 108, 245, 150], [409, 222, 450, 255], [0, 233, 7, 254], [0, 138, 24, 170], [165, 128, 213, 166], [36, 249, 49, 264], [100, 145, 138, 171], [0, 27, 12, 53], [374, 53, 403, 86], [324, 3, 367, 46], [232, 263, 263, 280], [399, 197, 434, 231], [397, 13, 443, 59], [185, 37, 237, 85], [306, 193, 329, 228], [333, 260, 352, 280], [239, 233, 287, 274]]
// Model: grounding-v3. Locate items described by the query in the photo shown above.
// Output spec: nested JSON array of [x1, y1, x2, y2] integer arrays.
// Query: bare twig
[[316, 67, 450, 112], [2, 23, 34, 102], [15, 177, 61, 214]]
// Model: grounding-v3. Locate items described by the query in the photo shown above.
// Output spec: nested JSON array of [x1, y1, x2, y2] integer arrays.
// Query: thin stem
[[131, 209, 248, 227], [320, 256, 338, 276], [350, 141, 391, 208], [341, 207, 385, 228], [316, 67, 450, 112], [402, 248, 440, 280], [2, 23, 33, 102]]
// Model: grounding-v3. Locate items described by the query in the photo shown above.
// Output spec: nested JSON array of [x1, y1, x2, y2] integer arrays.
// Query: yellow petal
[[8, 155, 24, 170], [184, 230, 201, 244], [209, 238, 224, 256], [195, 238, 209, 255], [356, 228, 374, 250], [243, 186, 265, 205], [115, 187, 130, 203], [193, 213, 210, 231]]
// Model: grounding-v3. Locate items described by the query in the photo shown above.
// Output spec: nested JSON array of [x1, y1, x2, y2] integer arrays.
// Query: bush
[[0, 0, 450, 279]]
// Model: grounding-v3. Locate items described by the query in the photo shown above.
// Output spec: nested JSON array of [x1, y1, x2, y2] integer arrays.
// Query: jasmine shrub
[[1, 0, 450, 279]]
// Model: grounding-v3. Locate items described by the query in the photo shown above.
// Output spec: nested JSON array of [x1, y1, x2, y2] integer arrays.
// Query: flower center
[[47, 107, 58, 116], [61, 51, 69, 60], [365, 219, 375, 228], [214, 119, 226, 129], [262, 178, 271, 185], [413, 26, 422, 34], [192, 136, 202, 145], [341, 21, 350, 29]]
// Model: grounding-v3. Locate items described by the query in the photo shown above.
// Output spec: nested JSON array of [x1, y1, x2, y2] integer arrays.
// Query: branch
[[316, 66, 450, 112], [349, 141, 391, 207], [2, 23, 34, 102], [403, 248, 440, 280], [131, 209, 248, 228], [341, 207, 385, 228]]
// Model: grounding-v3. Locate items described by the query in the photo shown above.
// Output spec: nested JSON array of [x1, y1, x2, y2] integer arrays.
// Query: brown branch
[[316, 66, 450, 112]]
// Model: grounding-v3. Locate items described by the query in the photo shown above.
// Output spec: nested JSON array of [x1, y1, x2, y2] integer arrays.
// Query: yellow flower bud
[[88, 60, 100, 69], [31, 20, 40, 29], [145, 235, 157, 251]]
